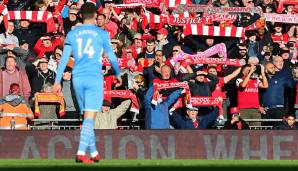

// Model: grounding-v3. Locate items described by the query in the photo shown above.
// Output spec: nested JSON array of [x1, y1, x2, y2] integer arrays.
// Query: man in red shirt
[[236, 64, 268, 126], [207, 65, 242, 117]]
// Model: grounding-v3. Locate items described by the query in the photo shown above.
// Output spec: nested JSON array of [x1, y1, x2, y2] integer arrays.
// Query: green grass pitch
[[0, 160, 298, 171]]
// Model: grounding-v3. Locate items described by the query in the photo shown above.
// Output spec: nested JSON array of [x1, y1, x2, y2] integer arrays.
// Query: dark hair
[[80, 2, 97, 20], [10, 83, 19, 89], [146, 39, 155, 44], [155, 50, 163, 54], [5, 55, 16, 63], [97, 13, 106, 19]]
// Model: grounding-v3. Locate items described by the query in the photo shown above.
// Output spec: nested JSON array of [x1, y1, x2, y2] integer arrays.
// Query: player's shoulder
[[95, 27, 109, 36]]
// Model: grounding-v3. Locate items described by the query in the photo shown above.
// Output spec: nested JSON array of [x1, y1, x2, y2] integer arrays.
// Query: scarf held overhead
[[183, 24, 245, 38], [104, 90, 139, 114], [0, 5, 55, 33], [34, 93, 65, 118]]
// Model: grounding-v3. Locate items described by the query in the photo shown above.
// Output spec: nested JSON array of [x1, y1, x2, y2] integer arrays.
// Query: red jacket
[[33, 38, 62, 58]]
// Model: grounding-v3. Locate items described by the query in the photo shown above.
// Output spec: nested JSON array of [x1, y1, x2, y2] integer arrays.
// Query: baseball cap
[[230, 107, 240, 116], [103, 100, 111, 107], [19, 39, 28, 45], [157, 28, 168, 35], [187, 106, 198, 111]]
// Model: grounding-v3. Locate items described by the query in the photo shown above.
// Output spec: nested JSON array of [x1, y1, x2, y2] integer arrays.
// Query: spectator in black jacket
[[63, 7, 80, 34], [172, 106, 218, 129], [275, 115, 298, 130], [223, 107, 250, 130], [179, 70, 219, 115], [14, 19, 41, 50], [179, 70, 219, 97], [26, 57, 56, 101]]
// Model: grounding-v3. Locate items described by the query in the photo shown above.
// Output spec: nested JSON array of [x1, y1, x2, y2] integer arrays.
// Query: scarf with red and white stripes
[[163, 0, 193, 9], [0, 5, 55, 33], [124, 0, 161, 8], [183, 24, 245, 38]]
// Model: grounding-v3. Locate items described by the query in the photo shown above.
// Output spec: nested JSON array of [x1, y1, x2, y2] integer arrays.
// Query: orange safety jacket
[[0, 95, 33, 130]]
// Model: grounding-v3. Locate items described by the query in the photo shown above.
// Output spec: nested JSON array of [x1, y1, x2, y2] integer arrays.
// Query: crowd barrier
[[0, 130, 298, 159]]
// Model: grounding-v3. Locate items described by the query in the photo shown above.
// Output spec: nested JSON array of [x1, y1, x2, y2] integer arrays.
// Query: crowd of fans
[[0, 0, 297, 130]]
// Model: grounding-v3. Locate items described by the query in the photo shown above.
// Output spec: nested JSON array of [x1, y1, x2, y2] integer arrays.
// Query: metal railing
[[24, 118, 292, 130]]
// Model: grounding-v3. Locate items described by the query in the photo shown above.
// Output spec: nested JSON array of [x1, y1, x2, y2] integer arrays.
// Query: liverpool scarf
[[34, 93, 65, 118], [104, 90, 139, 114], [188, 96, 223, 115], [264, 13, 298, 24], [152, 79, 190, 112], [0, 5, 55, 33], [183, 24, 245, 38]]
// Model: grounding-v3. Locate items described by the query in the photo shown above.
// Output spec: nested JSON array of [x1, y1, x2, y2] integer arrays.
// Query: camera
[[250, 64, 261, 79]]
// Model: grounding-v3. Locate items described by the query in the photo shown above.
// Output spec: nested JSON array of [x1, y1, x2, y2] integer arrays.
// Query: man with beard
[[260, 61, 294, 126]]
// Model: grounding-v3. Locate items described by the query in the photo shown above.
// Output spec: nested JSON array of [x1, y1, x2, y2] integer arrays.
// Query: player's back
[[66, 24, 107, 77]]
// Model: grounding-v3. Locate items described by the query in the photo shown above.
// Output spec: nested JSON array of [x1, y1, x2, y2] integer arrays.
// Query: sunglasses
[[172, 50, 179, 52], [239, 49, 247, 51], [126, 51, 132, 53], [111, 42, 118, 44]]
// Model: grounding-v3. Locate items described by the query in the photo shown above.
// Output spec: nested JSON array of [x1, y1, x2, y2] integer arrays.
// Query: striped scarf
[[0, 5, 55, 33]]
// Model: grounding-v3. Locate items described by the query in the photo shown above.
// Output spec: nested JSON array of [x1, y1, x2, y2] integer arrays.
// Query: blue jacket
[[172, 108, 218, 129], [262, 69, 294, 108], [144, 86, 182, 129]]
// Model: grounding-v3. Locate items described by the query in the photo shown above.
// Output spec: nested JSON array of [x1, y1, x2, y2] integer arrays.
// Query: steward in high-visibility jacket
[[0, 94, 33, 130]]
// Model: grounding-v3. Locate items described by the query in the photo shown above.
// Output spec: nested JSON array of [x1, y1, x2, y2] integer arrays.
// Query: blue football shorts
[[72, 75, 103, 114]]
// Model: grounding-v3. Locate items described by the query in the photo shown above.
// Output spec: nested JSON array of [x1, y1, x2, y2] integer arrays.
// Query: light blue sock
[[77, 118, 94, 155], [88, 128, 98, 157]]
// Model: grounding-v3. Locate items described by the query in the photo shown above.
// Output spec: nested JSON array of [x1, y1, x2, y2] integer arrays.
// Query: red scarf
[[104, 90, 139, 114], [152, 79, 191, 112], [181, 57, 241, 70], [0, 5, 55, 33], [102, 56, 136, 71], [188, 96, 223, 116]]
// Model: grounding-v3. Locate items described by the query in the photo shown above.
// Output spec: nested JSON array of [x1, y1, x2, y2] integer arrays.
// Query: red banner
[[202, 14, 238, 24], [174, 4, 262, 14], [169, 17, 202, 25], [264, 13, 298, 24], [184, 57, 241, 66], [102, 57, 128, 68], [154, 81, 189, 90], [190, 97, 221, 106], [124, 0, 161, 8]]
